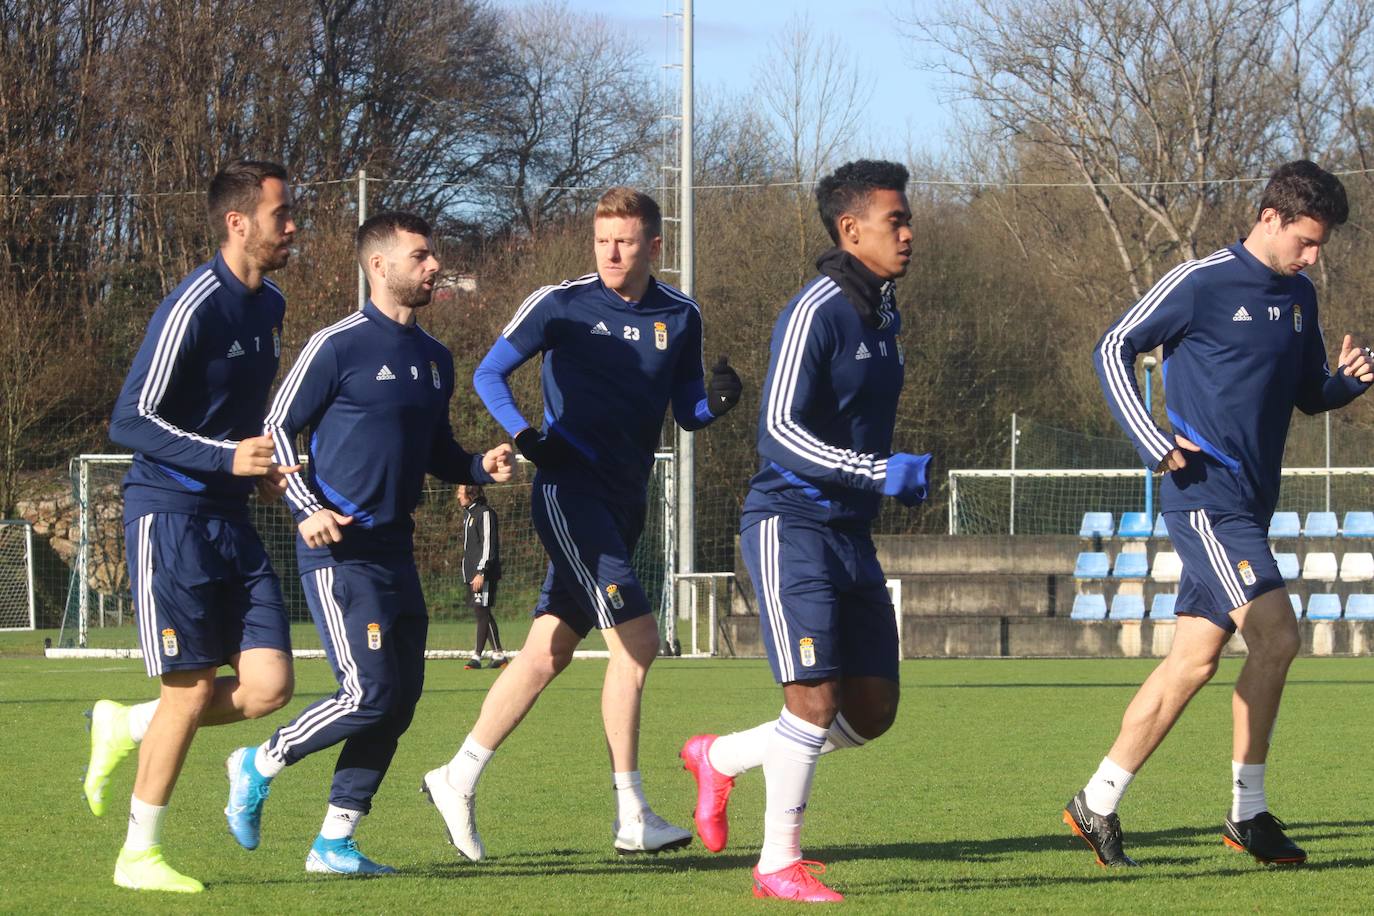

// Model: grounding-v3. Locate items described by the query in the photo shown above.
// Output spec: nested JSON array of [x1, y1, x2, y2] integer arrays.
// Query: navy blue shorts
[[530, 483, 651, 638], [1165, 509, 1285, 633], [126, 513, 290, 677], [741, 514, 899, 684]]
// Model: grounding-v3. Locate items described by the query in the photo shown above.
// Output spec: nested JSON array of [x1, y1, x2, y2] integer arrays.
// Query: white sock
[[1231, 762, 1267, 821], [613, 770, 649, 823], [1083, 757, 1134, 816], [320, 804, 363, 840], [124, 795, 166, 852], [127, 700, 158, 743], [255, 743, 286, 779], [446, 734, 494, 795], [707, 722, 774, 777], [758, 708, 828, 875], [708, 713, 867, 778], [820, 712, 867, 754]]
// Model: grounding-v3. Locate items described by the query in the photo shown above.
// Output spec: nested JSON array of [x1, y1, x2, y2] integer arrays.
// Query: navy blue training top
[[741, 273, 906, 529], [110, 252, 285, 523], [1094, 240, 1368, 520], [266, 301, 492, 572], [473, 273, 713, 503]]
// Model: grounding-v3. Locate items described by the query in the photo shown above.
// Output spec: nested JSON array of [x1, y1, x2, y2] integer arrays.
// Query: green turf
[[5, 655, 1374, 912]]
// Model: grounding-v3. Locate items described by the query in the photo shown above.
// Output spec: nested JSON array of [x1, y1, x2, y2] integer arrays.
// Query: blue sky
[[518, 0, 955, 160]]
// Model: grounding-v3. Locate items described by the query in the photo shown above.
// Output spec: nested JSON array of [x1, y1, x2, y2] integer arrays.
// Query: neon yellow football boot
[[84, 700, 136, 816], [113, 845, 204, 893]]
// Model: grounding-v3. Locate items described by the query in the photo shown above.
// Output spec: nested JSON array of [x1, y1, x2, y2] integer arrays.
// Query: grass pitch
[[4, 652, 1374, 913]]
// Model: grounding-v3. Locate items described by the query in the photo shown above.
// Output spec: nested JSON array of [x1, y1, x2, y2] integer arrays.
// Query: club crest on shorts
[[1237, 559, 1257, 586], [606, 583, 625, 610], [1293, 304, 1302, 333], [272, 327, 281, 357], [367, 622, 382, 650], [799, 636, 816, 668], [161, 628, 179, 657], [654, 321, 668, 351], [430, 360, 441, 389]]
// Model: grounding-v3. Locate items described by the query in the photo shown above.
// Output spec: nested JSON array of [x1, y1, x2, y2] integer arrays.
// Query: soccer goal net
[[947, 467, 1374, 535], [0, 521, 36, 631], [61, 453, 681, 655]]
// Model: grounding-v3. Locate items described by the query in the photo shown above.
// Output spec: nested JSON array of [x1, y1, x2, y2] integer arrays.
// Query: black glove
[[514, 428, 577, 469], [706, 354, 742, 417]]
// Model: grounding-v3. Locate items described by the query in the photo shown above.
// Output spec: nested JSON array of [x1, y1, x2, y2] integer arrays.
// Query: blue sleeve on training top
[[109, 294, 237, 474], [264, 334, 341, 522], [474, 337, 537, 436], [1093, 270, 1195, 468], [1295, 320, 1370, 414], [757, 303, 888, 494], [672, 378, 713, 430]]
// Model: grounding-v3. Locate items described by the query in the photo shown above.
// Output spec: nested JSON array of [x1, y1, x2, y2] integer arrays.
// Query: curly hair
[[815, 159, 910, 244]]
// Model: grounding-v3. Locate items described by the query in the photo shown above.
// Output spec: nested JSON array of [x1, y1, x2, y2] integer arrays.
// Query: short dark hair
[[207, 160, 288, 243], [356, 211, 433, 268], [1258, 160, 1348, 229], [815, 159, 910, 244], [459, 484, 486, 503], [595, 187, 662, 238]]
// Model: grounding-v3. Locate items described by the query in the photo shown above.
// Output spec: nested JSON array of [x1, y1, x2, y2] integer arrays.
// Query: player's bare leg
[[1064, 614, 1227, 867], [114, 668, 216, 893], [423, 614, 579, 861], [198, 648, 294, 726], [600, 613, 690, 854], [1222, 587, 1305, 864]]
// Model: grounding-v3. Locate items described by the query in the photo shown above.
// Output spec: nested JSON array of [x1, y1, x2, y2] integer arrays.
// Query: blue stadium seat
[[1079, 512, 1114, 539], [1275, 552, 1299, 581], [1074, 552, 1110, 579], [1071, 594, 1108, 620], [1110, 593, 1145, 619], [1290, 593, 1303, 617], [1343, 512, 1374, 538], [1111, 552, 1149, 578], [1305, 512, 1338, 538], [1117, 512, 1152, 539], [1153, 514, 1169, 538], [1150, 593, 1177, 619], [1269, 512, 1301, 539], [1307, 593, 1342, 620], [1346, 595, 1374, 620]]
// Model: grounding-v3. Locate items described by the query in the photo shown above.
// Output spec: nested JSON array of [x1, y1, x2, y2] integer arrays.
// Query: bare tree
[[488, 1, 659, 234], [908, 0, 1289, 299], [755, 15, 873, 278]]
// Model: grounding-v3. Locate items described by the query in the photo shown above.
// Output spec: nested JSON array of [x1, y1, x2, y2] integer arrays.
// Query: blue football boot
[[305, 836, 397, 875], [224, 747, 272, 850]]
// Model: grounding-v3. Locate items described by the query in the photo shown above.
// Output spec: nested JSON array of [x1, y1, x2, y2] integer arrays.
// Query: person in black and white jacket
[[458, 484, 504, 668]]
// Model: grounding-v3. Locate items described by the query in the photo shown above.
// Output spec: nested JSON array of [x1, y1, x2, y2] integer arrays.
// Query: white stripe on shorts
[[757, 516, 795, 682], [1189, 509, 1247, 609], [136, 514, 162, 676], [542, 485, 614, 629]]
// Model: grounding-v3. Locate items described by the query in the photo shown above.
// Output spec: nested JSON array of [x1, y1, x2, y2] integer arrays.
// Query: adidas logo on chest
[[590, 321, 612, 336], [376, 364, 396, 381], [855, 342, 872, 360], [227, 340, 245, 358], [1232, 306, 1252, 322]]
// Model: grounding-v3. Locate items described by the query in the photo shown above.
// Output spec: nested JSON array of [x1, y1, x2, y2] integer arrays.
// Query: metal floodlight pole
[[676, 0, 696, 585], [356, 169, 368, 311], [1008, 413, 1017, 535]]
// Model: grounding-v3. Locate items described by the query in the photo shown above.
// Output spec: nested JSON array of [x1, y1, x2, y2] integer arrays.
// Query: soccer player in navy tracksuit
[[1063, 161, 1373, 868], [682, 160, 931, 902], [84, 161, 300, 893], [421, 187, 743, 860], [220, 212, 514, 875]]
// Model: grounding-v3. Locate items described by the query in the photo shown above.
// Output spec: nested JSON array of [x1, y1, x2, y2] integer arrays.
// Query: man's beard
[[247, 221, 290, 271], [388, 273, 433, 308]]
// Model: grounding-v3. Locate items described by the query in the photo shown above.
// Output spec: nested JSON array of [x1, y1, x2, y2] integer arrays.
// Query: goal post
[[0, 520, 36, 631], [948, 467, 1374, 535], [64, 452, 685, 655]]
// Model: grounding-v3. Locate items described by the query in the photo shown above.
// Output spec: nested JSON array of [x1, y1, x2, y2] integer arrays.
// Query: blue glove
[[882, 452, 932, 507]]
